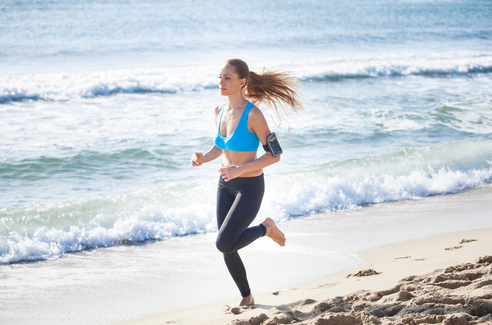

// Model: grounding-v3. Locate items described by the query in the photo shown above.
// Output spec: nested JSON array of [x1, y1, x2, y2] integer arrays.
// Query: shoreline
[[116, 228, 492, 325], [115, 202, 492, 325]]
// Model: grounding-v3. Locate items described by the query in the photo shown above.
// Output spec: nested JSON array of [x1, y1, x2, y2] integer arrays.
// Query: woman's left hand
[[218, 165, 242, 182]]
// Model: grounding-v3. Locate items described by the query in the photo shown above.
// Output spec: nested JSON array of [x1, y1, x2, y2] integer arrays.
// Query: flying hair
[[225, 59, 303, 117]]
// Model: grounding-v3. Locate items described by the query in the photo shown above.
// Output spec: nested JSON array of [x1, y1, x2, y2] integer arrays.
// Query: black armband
[[263, 132, 283, 157]]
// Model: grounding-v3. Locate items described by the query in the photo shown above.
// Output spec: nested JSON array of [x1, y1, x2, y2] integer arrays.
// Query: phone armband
[[263, 132, 283, 157]]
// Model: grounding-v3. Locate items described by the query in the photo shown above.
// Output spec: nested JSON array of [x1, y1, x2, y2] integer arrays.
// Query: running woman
[[191, 58, 302, 306]]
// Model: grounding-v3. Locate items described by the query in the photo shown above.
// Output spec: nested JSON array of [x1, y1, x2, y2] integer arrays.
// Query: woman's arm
[[191, 145, 222, 167], [248, 105, 282, 169], [191, 105, 223, 167]]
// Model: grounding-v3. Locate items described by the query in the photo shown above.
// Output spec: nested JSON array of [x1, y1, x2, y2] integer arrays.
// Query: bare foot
[[262, 218, 286, 246], [239, 295, 255, 306]]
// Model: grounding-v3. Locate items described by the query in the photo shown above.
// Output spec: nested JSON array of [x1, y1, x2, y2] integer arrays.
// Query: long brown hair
[[225, 59, 303, 116]]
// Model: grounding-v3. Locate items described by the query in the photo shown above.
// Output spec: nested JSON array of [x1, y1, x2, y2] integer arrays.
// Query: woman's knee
[[216, 235, 234, 254]]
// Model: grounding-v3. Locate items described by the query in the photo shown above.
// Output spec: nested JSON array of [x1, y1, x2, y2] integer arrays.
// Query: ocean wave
[[293, 51, 492, 82], [264, 139, 492, 219], [1, 51, 491, 103], [0, 66, 218, 103], [1, 139, 491, 264], [0, 183, 218, 264], [0, 148, 173, 182]]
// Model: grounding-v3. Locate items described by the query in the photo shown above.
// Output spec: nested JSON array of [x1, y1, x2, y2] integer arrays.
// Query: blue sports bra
[[214, 102, 260, 152]]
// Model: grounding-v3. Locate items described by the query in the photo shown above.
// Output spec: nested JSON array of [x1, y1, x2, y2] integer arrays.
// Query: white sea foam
[[1, 139, 491, 264], [0, 65, 218, 103], [0, 183, 218, 264], [1, 51, 491, 103], [289, 51, 492, 81]]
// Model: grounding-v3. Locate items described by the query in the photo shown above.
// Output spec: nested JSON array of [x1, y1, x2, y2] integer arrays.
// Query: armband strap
[[263, 144, 271, 153]]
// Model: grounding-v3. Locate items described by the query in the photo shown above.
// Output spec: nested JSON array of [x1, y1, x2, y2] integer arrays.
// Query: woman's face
[[219, 64, 245, 96]]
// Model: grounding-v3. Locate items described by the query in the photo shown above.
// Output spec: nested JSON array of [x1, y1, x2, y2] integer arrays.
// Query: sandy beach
[[116, 186, 492, 325]]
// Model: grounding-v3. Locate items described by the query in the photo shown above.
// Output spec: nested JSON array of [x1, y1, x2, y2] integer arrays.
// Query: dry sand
[[117, 226, 492, 325]]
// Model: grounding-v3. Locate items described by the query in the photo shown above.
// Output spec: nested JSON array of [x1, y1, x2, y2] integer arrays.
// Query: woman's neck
[[227, 93, 249, 111]]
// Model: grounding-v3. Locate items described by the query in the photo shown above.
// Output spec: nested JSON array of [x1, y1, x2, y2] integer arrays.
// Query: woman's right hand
[[191, 152, 204, 167]]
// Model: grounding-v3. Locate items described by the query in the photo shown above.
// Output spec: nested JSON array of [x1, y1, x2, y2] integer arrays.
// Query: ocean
[[1, 0, 492, 324]]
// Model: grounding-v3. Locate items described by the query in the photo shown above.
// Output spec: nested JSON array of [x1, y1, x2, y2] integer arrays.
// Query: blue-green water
[[3, 57, 492, 264]]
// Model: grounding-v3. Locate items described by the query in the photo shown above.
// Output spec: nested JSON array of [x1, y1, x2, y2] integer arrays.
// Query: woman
[[191, 59, 302, 306]]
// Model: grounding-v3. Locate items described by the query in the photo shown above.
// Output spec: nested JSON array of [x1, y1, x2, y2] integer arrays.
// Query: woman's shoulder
[[213, 104, 225, 124], [248, 104, 266, 120], [214, 104, 224, 116], [247, 104, 268, 132]]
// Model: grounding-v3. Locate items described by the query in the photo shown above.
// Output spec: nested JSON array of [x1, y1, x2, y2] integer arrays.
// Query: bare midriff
[[221, 150, 263, 178]]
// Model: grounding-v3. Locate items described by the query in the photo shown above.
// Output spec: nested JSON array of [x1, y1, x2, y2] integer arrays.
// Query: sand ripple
[[229, 256, 492, 325]]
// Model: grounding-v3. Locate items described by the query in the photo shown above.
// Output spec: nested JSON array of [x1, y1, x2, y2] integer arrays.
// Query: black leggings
[[216, 174, 267, 298]]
